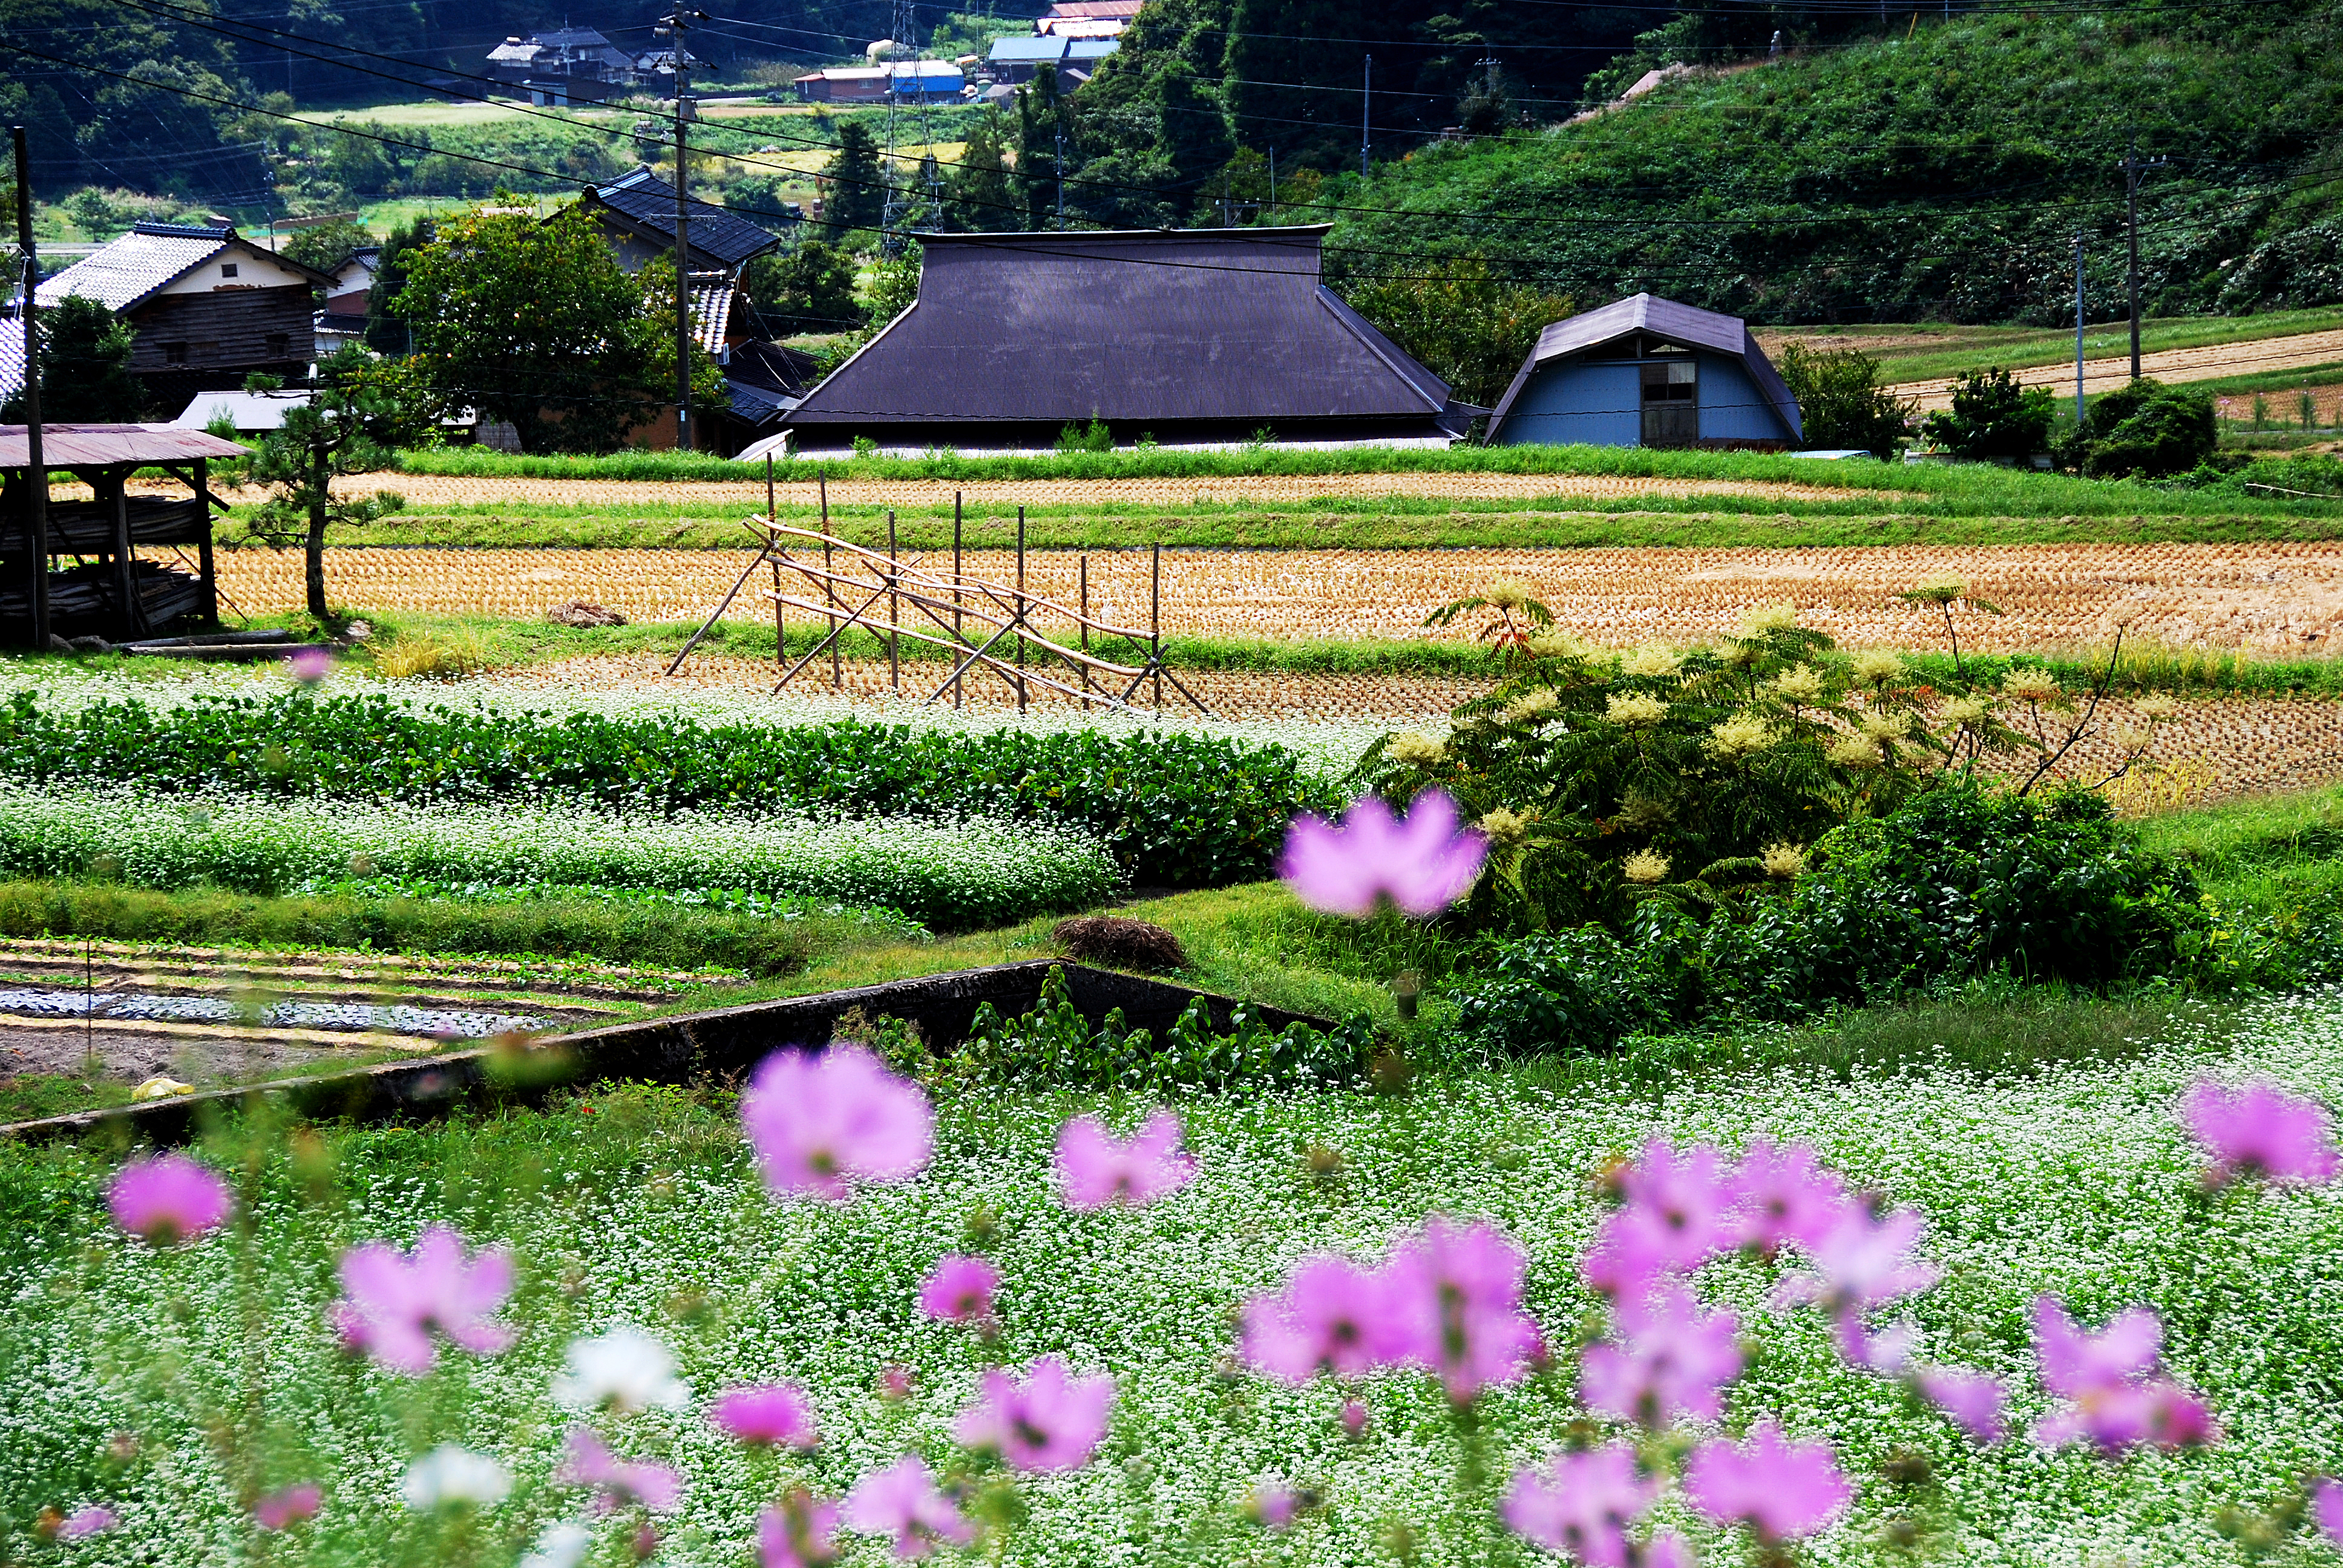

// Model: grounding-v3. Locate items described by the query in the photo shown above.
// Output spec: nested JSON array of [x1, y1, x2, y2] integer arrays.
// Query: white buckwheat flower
[[553, 1325, 691, 1414]]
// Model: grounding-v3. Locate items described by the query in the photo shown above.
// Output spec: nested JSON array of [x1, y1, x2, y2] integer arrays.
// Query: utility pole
[[1360, 55, 1372, 177], [2120, 134, 2164, 382], [11, 127, 49, 652], [661, 7, 703, 451], [2074, 232, 2087, 427], [1055, 121, 1066, 230], [1268, 145, 1276, 216]]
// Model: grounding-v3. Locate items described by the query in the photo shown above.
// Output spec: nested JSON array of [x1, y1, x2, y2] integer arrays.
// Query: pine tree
[[821, 122, 889, 244], [945, 111, 1017, 230]]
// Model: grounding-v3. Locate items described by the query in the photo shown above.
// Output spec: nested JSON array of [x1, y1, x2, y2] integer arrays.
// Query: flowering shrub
[[0, 691, 1336, 887], [28, 1032, 2341, 1567], [0, 787, 1118, 930]]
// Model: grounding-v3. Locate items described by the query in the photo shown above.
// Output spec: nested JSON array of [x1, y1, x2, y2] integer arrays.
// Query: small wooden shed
[[1486, 293, 1803, 450], [1, 424, 248, 647]]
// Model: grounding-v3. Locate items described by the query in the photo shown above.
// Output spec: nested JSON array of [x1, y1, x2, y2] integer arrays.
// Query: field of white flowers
[[7, 990, 2338, 1568], [0, 787, 1119, 930]]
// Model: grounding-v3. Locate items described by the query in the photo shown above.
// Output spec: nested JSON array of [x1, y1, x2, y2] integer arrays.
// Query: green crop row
[[0, 690, 1338, 889]]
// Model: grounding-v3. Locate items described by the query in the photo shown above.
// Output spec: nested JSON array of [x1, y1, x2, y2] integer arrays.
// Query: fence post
[[1015, 505, 1027, 714], [888, 508, 900, 694], [953, 491, 963, 710], [820, 474, 838, 688], [1151, 543, 1163, 710], [1079, 553, 1090, 698]]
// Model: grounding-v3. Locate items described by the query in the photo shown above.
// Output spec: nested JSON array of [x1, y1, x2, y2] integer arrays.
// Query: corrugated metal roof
[[588, 168, 784, 269], [786, 227, 1455, 427], [1066, 38, 1121, 58], [991, 36, 1069, 60], [167, 389, 313, 431], [1485, 292, 1801, 442], [0, 423, 251, 468], [1044, 0, 1143, 16], [36, 224, 232, 313]]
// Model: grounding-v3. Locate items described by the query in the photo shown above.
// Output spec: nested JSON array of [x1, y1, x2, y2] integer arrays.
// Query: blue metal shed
[[1485, 293, 1801, 449]]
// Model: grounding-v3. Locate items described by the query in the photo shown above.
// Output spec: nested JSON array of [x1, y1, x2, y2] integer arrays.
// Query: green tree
[[1340, 258, 1571, 410], [2060, 377, 2218, 478], [863, 242, 922, 328], [747, 240, 867, 335], [1014, 70, 1076, 229], [365, 215, 435, 357], [394, 200, 673, 454], [280, 217, 373, 273], [945, 111, 1017, 231], [241, 348, 435, 623], [1919, 367, 2057, 461], [1, 295, 142, 422], [1775, 342, 1912, 458], [821, 121, 889, 245]]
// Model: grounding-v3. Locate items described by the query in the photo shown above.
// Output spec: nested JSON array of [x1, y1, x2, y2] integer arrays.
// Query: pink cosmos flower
[[1384, 1215, 1540, 1402], [709, 1383, 819, 1449], [2181, 1079, 2339, 1186], [57, 1507, 117, 1540], [2313, 1478, 2343, 1546], [1245, 1480, 1301, 1531], [1239, 1254, 1418, 1384], [1340, 1399, 1369, 1438], [1579, 1284, 1743, 1430], [558, 1428, 684, 1514], [1054, 1110, 1196, 1210], [1915, 1368, 2007, 1443], [330, 1226, 516, 1376], [741, 1045, 934, 1201], [286, 646, 333, 686], [878, 1365, 916, 1400], [2028, 1297, 2217, 1453], [1731, 1139, 1853, 1254], [842, 1456, 975, 1558], [1832, 1314, 1919, 1374], [254, 1482, 323, 1530], [1684, 1422, 1852, 1542], [1501, 1444, 1659, 1568], [108, 1154, 231, 1246], [918, 1255, 1000, 1327], [1774, 1206, 1942, 1318], [1642, 1534, 1693, 1568], [953, 1354, 1116, 1472], [760, 1490, 841, 1568], [1277, 789, 1487, 918]]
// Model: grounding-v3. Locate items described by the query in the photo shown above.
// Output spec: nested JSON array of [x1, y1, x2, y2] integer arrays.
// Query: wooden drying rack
[[666, 473, 1209, 715]]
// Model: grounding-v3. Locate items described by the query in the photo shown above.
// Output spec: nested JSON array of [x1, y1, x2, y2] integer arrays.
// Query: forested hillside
[[1314, 3, 2343, 324]]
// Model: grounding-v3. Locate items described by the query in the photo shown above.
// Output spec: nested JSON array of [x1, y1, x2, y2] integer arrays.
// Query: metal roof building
[[1486, 293, 1801, 449], [782, 226, 1478, 451], [578, 168, 788, 273]]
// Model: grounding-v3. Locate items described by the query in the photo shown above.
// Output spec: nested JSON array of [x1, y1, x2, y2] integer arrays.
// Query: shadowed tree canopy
[[1, 295, 144, 423]]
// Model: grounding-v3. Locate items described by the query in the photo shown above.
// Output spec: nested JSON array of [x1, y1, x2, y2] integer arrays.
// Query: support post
[[109, 471, 145, 635], [666, 8, 696, 452], [1078, 552, 1090, 698], [888, 508, 900, 693], [2074, 232, 2087, 428], [765, 452, 775, 520], [194, 457, 218, 627], [772, 547, 784, 671], [952, 492, 963, 710], [821, 473, 838, 688], [1360, 56, 1372, 178], [13, 125, 50, 651], [1151, 542, 1162, 710], [1015, 505, 1026, 713]]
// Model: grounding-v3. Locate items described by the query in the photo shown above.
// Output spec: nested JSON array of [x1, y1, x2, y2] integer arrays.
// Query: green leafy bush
[[0, 692, 1334, 888], [2062, 377, 2218, 478], [1774, 342, 1913, 458], [1919, 367, 2058, 460], [895, 964, 1373, 1093], [1454, 782, 2213, 1054]]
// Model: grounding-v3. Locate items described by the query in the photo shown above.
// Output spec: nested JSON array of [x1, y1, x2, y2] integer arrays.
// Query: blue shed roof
[[990, 36, 1068, 61]]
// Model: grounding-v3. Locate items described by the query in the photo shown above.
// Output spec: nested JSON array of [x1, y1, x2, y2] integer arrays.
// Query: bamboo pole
[[888, 508, 900, 693]]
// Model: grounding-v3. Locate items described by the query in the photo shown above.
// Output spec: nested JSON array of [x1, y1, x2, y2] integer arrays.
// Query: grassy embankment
[[1768, 307, 2343, 385]]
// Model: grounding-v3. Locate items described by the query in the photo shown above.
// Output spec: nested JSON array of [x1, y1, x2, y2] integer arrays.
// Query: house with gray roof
[[31, 223, 327, 409], [1485, 293, 1801, 449], [781, 226, 1479, 452], [578, 167, 789, 275]]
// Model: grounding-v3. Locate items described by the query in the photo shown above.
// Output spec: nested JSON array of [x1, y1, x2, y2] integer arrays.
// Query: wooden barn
[[1485, 294, 1802, 450], [1, 424, 246, 648]]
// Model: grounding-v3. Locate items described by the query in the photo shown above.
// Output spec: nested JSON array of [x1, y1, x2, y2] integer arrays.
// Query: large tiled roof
[[0, 312, 23, 405], [689, 276, 735, 353], [786, 226, 1458, 428], [589, 168, 784, 269], [36, 223, 232, 312]]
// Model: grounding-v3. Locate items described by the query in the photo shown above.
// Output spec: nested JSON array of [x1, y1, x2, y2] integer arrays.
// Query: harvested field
[[1894, 327, 2343, 409], [218, 542, 2343, 654], [172, 469, 1895, 511]]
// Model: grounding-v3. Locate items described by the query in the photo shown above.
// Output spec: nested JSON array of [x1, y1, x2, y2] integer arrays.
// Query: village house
[[1484, 293, 1803, 449]]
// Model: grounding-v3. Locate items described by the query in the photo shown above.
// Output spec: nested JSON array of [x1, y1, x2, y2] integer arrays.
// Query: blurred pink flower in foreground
[[917, 1255, 1000, 1327], [1684, 1421, 1852, 1542], [1501, 1443, 1658, 1568], [1054, 1110, 1196, 1210], [1340, 1398, 1369, 1437], [1916, 1367, 2008, 1443], [1278, 789, 1487, 918], [760, 1490, 841, 1568], [709, 1383, 819, 1449], [843, 1456, 974, 1559], [1580, 1284, 1743, 1430], [954, 1354, 1116, 1472], [1773, 1206, 1942, 1318], [57, 1507, 117, 1540], [254, 1483, 323, 1530], [108, 1154, 231, 1246], [1731, 1138, 1853, 1254], [330, 1225, 515, 1376], [2030, 1297, 2215, 1453], [1240, 1254, 1418, 1384], [741, 1044, 934, 1201], [1244, 1480, 1301, 1531], [2182, 1079, 2338, 1186], [286, 645, 333, 686], [2314, 1479, 2343, 1546], [1388, 1215, 1541, 1402], [559, 1428, 684, 1514]]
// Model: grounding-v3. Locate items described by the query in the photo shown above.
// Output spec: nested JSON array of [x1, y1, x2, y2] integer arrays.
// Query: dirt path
[[167, 469, 1893, 512], [220, 541, 2343, 655], [1893, 328, 2343, 410]]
